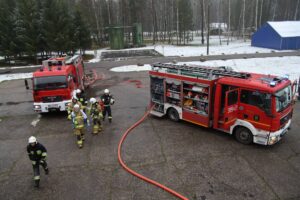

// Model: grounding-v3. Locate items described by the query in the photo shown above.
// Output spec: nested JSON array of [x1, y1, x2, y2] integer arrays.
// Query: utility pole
[[207, 3, 210, 55]]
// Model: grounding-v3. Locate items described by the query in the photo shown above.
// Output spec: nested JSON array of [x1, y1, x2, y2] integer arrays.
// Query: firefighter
[[67, 97, 82, 120], [26, 136, 49, 188], [89, 97, 103, 134], [71, 104, 88, 148], [101, 89, 115, 123], [75, 89, 87, 110]]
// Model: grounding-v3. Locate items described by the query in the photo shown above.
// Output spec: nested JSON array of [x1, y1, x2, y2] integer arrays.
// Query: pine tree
[[0, 0, 19, 61], [15, 0, 40, 61], [178, 0, 193, 44], [72, 9, 92, 53]]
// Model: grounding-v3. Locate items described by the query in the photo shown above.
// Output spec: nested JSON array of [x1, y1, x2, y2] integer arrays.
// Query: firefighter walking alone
[[101, 89, 115, 123], [26, 136, 49, 188], [71, 104, 88, 148]]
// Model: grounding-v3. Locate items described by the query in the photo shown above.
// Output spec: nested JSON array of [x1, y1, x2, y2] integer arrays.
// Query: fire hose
[[117, 105, 189, 200]]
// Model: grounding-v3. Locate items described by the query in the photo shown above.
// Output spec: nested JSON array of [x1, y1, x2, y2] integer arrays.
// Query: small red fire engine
[[26, 55, 86, 113], [149, 63, 294, 145]]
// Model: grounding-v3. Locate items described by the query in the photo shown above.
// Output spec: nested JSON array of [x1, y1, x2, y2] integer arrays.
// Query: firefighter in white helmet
[[71, 104, 88, 148], [75, 89, 87, 110], [88, 97, 103, 134], [101, 89, 115, 123], [26, 136, 49, 188], [67, 97, 82, 120]]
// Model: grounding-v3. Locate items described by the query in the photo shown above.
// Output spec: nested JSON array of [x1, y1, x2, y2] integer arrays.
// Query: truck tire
[[167, 108, 180, 122], [234, 127, 253, 145]]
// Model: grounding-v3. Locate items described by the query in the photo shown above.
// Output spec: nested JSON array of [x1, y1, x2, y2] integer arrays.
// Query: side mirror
[[25, 79, 29, 90]]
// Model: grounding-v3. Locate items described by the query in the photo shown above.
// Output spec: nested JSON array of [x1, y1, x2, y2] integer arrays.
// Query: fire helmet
[[76, 89, 81, 94], [28, 136, 37, 144], [104, 89, 109, 94], [74, 104, 80, 111], [90, 97, 97, 104]]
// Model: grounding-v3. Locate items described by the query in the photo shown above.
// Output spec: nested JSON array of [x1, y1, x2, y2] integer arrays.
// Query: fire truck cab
[[149, 63, 293, 145], [29, 55, 85, 113]]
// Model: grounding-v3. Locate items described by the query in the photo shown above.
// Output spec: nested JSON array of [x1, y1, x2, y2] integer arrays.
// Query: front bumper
[[33, 100, 71, 113], [267, 119, 291, 145]]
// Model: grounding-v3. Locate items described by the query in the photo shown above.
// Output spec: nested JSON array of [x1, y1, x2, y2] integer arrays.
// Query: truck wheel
[[235, 127, 253, 145], [168, 108, 179, 122]]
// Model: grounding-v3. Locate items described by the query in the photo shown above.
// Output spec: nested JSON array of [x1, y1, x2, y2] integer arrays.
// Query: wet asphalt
[[0, 53, 300, 200]]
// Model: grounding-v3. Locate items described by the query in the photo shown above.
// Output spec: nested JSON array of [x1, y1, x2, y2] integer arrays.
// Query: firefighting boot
[[34, 179, 40, 188], [81, 134, 85, 141], [45, 168, 49, 175], [108, 116, 112, 123], [77, 140, 83, 148], [93, 125, 98, 134]]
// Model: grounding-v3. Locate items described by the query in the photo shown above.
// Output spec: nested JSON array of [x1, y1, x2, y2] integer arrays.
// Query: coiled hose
[[117, 105, 189, 200]]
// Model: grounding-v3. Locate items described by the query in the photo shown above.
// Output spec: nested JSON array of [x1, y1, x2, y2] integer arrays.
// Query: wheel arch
[[164, 104, 182, 120], [230, 119, 257, 136]]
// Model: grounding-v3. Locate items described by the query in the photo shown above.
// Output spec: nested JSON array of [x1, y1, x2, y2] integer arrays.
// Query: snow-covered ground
[[89, 36, 292, 62], [0, 65, 40, 70], [0, 73, 33, 83], [110, 56, 300, 81]]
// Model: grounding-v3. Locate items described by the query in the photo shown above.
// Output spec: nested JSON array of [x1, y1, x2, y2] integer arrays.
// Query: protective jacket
[[27, 143, 47, 161], [72, 110, 87, 129], [101, 94, 114, 106]]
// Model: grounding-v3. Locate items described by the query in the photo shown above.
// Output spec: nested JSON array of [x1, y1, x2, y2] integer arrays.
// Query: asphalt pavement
[[0, 53, 300, 200]]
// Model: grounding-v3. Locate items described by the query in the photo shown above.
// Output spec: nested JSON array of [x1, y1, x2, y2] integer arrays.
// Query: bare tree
[[259, 0, 264, 27], [242, 0, 245, 41], [295, 0, 300, 20], [227, 0, 231, 45], [272, 0, 278, 20], [255, 0, 258, 30]]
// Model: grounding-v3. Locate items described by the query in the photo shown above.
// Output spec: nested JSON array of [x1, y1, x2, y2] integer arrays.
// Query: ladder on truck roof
[[152, 63, 251, 80]]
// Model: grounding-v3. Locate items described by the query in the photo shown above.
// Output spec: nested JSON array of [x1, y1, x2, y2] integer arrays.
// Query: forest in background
[[0, 0, 299, 62]]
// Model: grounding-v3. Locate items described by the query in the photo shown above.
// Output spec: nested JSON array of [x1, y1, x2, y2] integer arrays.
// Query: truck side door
[[238, 89, 272, 131], [223, 88, 239, 130]]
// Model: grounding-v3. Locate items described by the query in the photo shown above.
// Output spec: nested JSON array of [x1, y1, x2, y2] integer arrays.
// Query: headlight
[[269, 136, 277, 145], [34, 105, 41, 110]]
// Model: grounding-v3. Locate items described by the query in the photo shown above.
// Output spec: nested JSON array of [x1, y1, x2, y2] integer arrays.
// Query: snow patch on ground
[[88, 37, 292, 63], [110, 56, 300, 81], [110, 64, 151, 72], [31, 114, 41, 127], [0, 73, 33, 83], [88, 58, 101, 63], [0, 65, 40, 70]]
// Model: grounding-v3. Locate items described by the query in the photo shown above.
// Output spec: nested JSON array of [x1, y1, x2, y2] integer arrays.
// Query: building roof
[[267, 21, 300, 37]]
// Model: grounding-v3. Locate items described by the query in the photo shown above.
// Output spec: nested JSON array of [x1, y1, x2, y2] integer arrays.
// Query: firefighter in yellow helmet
[[71, 104, 88, 148], [88, 97, 103, 134], [67, 97, 82, 120]]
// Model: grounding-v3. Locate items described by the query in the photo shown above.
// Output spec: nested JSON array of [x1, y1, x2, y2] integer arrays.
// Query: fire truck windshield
[[34, 76, 67, 91], [275, 85, 292, 112]]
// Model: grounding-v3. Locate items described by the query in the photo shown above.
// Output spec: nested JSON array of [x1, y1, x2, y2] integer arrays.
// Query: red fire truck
[[26, 55, 86, 113], [149, 63, 294, 145]]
